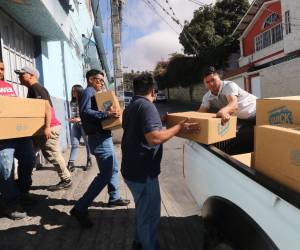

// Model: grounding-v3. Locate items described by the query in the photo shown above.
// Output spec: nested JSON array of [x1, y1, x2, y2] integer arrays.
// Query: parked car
[[155, 90, 167, 102], [124, 91, 133, 107]]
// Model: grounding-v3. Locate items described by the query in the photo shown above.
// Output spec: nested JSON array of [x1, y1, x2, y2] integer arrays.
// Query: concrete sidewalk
[[0, 133, 203, 250]]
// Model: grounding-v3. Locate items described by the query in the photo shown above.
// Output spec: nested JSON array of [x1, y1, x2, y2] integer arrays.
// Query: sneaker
[[83, 158, 92, 171], [70, 208, 93, 228], [107, 198, 130, 207], [48, 179, 72, 191], [2, 203, 27, 220], [67, 162, 75, 172]]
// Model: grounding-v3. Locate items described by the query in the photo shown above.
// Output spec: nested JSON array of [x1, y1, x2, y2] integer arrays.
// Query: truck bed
[[184, 141, 300, 249]]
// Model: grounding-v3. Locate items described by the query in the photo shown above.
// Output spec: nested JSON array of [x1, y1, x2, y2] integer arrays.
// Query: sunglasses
[[92, 77, 104, 83]]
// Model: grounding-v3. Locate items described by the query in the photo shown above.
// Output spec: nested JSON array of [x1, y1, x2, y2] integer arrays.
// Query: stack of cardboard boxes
[[254, 96, 300, 193], [0, 96, 46, 140]]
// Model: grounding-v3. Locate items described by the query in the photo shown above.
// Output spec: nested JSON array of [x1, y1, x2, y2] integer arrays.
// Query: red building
[[225, 0, 300, 98]]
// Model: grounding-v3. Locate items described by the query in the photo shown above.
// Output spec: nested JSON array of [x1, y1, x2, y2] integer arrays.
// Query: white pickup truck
[[184, 141, 300, 250]]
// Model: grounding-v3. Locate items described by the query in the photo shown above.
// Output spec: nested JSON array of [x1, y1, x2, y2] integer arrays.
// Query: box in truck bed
[[166, 111, 237, 144], [255, 124, 300, 193], [232, 153, 254, 168], [256, 96, 300, 126]]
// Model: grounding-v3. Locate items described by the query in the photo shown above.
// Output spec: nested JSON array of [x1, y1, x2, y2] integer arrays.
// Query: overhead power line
[[188, 0, 206, 6], [141, 0, 180, 34], [149, 0, 201, 56]]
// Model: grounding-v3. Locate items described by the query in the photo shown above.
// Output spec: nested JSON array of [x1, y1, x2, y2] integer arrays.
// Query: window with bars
[[285, 10, 292, 34], [0, 11, 35, 97], [254, 24, 283, 52]]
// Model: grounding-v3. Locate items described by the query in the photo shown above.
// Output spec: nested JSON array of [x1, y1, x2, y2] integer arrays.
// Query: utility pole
[[111, 0, 125, 106]]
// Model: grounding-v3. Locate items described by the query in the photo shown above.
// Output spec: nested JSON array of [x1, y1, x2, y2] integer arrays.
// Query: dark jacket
[[79, 86, 111, 135]]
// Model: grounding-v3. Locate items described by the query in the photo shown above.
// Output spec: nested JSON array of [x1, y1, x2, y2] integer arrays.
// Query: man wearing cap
[[15, 65, 72, 191], [0, 59, 36, 219], [198, 66, 257, 153]]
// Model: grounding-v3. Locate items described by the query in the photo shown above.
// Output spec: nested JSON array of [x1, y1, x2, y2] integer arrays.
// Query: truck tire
[[202, 197, 279, 250]]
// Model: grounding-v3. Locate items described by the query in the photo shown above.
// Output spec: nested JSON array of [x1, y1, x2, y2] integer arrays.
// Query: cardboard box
[[95, 90, 122, 130], [256, 96, 300, 125], [166, 112, 237, 144], [0, 96, 46, 117], [232, 153, 254, 168], [0, 96, 46, 140], [0, 118, 45, 139], [254, 124, 300, 193]]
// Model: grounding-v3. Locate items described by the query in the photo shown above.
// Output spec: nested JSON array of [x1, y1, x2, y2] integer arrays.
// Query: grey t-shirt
[[201, 81, 257, 119]]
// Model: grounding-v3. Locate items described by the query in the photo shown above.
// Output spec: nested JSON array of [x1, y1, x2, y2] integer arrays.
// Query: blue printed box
[[256, 96, 300, 126]]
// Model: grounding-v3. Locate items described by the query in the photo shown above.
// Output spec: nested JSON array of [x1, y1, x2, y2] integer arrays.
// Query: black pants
[[235, 117, 256, 154], [214, 117, 256, 155]]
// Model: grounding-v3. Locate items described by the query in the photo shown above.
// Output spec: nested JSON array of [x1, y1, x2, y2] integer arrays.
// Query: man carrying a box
[[198, 66, 257, 153], [0, 60, 36, 219], [122, 73, 199, 250], [15, 66, 72, 191], [69, 69, 129, 228]]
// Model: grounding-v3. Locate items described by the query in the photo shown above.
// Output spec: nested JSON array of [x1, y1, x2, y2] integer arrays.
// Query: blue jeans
[[126, 177, 161, 250], [74, 133, 120, 212], [68, 123, 90, 163], [0, 138, 35, 204]]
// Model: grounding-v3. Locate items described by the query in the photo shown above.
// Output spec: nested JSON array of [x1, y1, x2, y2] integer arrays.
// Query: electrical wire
[[187, 0, 206, 6], [149, 0, 201, 55], [141, 0, 180, 35]]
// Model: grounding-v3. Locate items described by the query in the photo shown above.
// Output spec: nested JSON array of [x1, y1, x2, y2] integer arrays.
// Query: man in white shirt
[[198, 66, 257, 153]]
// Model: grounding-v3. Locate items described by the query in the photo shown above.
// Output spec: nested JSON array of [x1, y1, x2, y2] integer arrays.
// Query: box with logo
[[254, 124, 300, 193], [0, 96, 46, 140], [166, 112, 237, 144], [95, 90, 122, 130], [256, 96, 300, 126]]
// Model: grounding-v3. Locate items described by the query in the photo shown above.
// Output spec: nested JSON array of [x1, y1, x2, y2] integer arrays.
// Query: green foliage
[[153, 61, 169, 90], [153, 54, 202, 90], [123, 70, 151, 91], [153, 0, 249, 96], [179, 0, 249, 69]]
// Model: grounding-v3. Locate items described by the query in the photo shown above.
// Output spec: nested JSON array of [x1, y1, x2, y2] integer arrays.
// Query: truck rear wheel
[[202, 197, 278, 250]]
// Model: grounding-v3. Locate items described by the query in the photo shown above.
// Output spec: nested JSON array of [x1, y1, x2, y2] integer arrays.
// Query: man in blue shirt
[[122, 73, 198, 250], [70, 69, 129, 227]]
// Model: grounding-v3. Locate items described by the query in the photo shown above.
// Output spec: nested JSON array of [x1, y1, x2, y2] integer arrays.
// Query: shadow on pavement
[[0, 204, 204, 250]]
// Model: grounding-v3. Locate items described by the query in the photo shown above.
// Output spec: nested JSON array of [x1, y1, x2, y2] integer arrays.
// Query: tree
[[123, 71, 137, 91], [179, 0, 249, 70], [153, 61, 170, 91], [123, 70, 153, 91], [153, 54, 202, 101]]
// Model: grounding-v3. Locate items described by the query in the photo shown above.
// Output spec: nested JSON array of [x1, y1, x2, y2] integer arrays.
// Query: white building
[[225, 0, 300, 98], [0, 0, 110, 149]]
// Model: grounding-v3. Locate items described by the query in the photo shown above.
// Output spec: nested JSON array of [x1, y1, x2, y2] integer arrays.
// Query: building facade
[[225, 0, 300, 98], [0, 0, 109, 150]]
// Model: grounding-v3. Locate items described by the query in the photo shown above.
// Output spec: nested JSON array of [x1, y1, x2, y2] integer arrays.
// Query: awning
[[233, 0, 270, 37], [0, 0, 70, 40]]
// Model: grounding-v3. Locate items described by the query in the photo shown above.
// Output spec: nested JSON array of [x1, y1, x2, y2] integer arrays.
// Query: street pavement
[[0, 100, 204, 250]]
